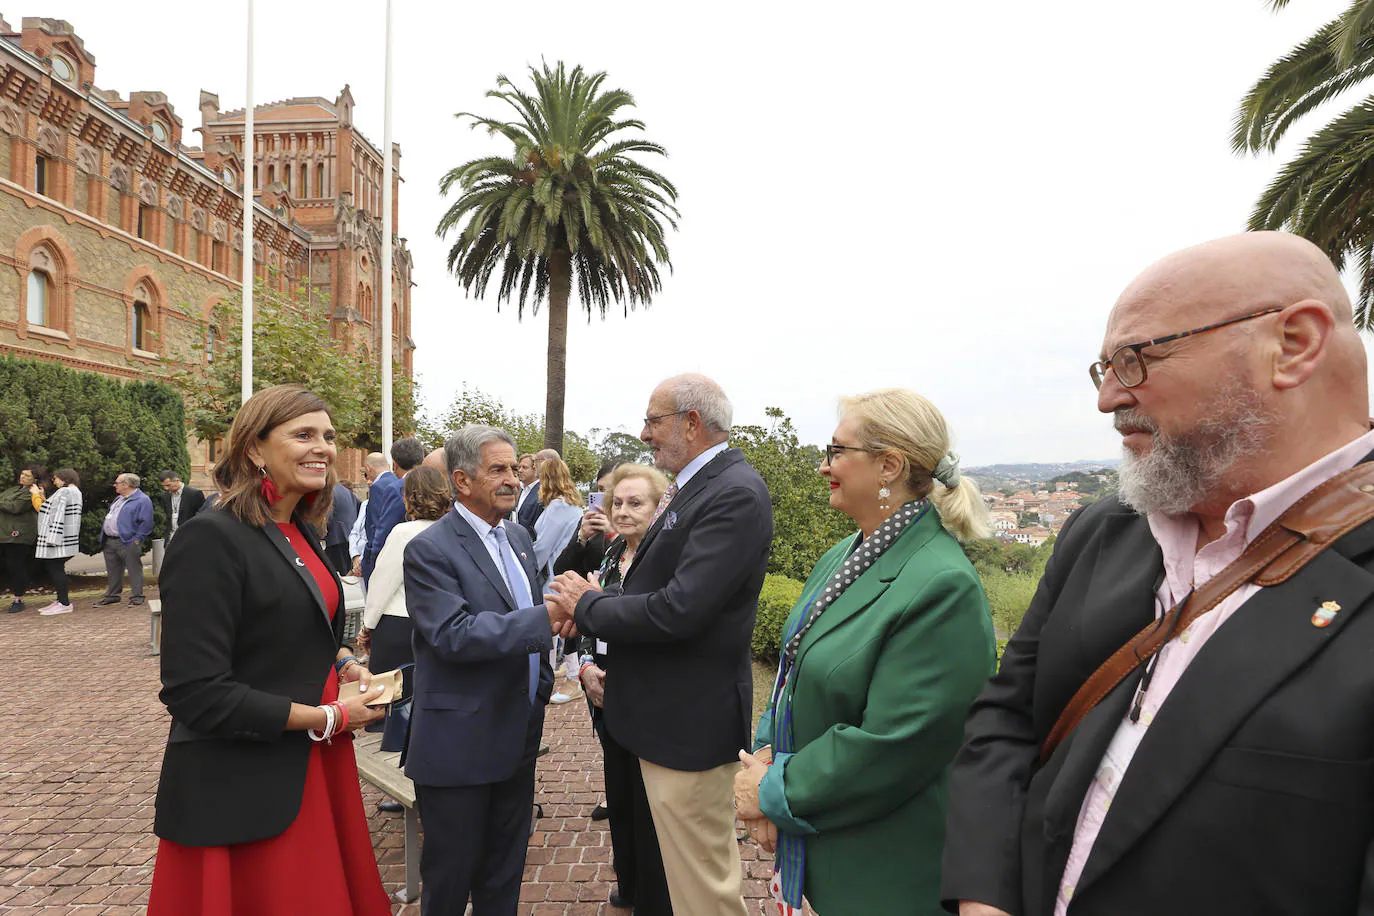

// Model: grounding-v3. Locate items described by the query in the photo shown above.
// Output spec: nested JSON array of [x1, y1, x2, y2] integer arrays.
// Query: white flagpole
[[241, 0, 254, 404], [380, 0, 394, 455]]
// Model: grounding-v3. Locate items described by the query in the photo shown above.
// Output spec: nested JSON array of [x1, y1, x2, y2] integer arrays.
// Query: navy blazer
[[516, 481, 543, 540], [325, 482, 360, 549], [362, 471, 404, 582], [403, 506, 555, 787]]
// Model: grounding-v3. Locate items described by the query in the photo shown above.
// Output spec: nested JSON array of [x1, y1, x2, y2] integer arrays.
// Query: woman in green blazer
[[735, 388, 995, 915]]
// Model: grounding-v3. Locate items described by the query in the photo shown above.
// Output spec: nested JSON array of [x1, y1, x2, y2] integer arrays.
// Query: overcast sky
[[44, 0, 1374, 464]]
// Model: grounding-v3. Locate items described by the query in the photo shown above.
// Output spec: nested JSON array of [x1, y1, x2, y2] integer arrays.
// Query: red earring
[[258, 466, 282, 506]]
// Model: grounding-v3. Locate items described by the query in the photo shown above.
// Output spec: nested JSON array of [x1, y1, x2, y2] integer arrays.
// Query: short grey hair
[[444, 424, 517, 476], [119, 473, 141, 489], [669, 374, 733, 433]]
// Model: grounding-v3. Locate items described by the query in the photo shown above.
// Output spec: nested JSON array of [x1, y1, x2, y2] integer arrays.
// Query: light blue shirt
[[348, 498, 368, 558], [103, 494, 129, 537], [673, 441, 729, 491], [452, 500, 535, 605]]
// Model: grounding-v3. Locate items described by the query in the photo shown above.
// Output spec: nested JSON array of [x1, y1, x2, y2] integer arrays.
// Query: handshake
[[543, 570, 601, 639]]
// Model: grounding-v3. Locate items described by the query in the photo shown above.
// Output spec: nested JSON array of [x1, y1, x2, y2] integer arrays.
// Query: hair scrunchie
[[932, 452, 962, 488]]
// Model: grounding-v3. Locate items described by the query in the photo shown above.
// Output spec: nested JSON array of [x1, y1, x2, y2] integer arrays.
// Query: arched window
[[316, 163, 325, 198], [266, 164, 275, 186], [206, 324, 217, 363], [132, 281, 153, 351], [26, 268, 49, 326], [283, 163, 292, 196], [35, 155, 48, 196], [357, 283, 369, 321]]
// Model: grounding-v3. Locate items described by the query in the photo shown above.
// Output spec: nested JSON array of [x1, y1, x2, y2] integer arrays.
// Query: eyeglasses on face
[[643, 409, 689, 427], [1088, 306, 1284, 390], [824, 443, 873, 465]]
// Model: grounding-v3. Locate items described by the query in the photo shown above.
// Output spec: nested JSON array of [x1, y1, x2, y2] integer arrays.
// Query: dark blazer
[[362, 470, 404, 582], [403, 507, 555, 787], [158, 484, 205, 538], [154, 508, 344, 847], [516, 481, 543, 540], [325, 482, 360, 549], [574, 447, 773, 771], [554, 530, 609, 577], [942, 476, 1374, 916]]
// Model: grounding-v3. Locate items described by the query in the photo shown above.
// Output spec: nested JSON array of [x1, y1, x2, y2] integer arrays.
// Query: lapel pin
[[1311, 600, 1341, 628], [294, 557, 305, 567]]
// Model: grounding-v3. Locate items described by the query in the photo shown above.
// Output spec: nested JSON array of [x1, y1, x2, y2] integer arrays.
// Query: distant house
[[1010, 526, 1052, 547], [990, 511, 1017, 531]]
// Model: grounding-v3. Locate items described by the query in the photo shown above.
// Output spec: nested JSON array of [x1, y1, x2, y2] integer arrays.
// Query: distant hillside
[[966, 459, 1120, 488]]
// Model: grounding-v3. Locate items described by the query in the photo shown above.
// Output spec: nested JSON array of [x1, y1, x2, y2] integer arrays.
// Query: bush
[[752, 573, 805, 664], [979, 566, 1041, 642], [0, 356, 190, 555]]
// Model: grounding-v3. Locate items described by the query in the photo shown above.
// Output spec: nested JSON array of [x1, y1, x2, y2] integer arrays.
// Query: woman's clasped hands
[[736, 746, 777, 853]]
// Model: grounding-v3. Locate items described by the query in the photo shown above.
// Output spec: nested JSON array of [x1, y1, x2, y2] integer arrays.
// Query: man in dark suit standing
[[362, 438, 423, 584], [156, 471, 204, 544], [943, 232, 1374, 916], [547, 374, 772, 915], [324, 481, 360, 575], [511, 453, 541, 539], [403, 424, 558, 915]]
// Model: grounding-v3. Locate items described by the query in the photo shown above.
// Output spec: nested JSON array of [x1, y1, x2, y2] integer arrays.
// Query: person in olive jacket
[[0, 466, 42, 613], [734, 389, 996, 915]]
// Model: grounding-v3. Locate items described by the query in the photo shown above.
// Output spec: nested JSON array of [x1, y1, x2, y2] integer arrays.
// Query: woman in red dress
[[148, 385, 391, 916]]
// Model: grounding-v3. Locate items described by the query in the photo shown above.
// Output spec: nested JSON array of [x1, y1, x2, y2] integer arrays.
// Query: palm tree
[[437, 62, 679, 450], [1234, 0, 1374, 329]]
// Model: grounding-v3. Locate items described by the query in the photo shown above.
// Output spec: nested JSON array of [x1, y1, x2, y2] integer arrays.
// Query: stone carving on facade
[[138, 178, 158, 206], [190, 207, 207, 231], [232, 230, 243, 250], [0, 102, 21, 136], [30, 246, 54, 272], [109, 163, 132, 194], [164, 194, 184, 220], [212, 218, 228, 242], [74, 143, 98, 174], [252, 240, 264, 261], [35, 124, 62, 156]]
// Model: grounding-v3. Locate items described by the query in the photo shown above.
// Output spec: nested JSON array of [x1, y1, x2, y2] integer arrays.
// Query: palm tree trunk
[[544, 248, 571, 452]]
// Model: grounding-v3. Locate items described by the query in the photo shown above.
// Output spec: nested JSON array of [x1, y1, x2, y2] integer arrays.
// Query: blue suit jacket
[[516, 481, 543, 540], [112, 490, 154, 545], [325, 483, 360, 549], [402, 506, 555, 787], [362, 471, 404, 583]]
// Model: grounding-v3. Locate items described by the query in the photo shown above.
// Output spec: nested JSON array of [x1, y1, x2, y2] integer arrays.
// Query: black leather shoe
[[94, 596, 120, 606], [6, 599, 23, 614], [129, 596, 146, 606], [378, 799, 404, 813], [608, 888, 633, 909], [590, 802, 610, 821]]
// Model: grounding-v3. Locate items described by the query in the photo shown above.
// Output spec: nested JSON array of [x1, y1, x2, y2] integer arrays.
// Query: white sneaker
[[550, 692, 574, 705], [39, 603, 73, 616]]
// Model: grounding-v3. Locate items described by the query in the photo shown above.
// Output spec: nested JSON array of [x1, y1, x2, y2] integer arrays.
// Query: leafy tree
[[162, 278, 417, 450], [437, 61, 679, 452], [424, 385, 600, 482], [0, 356, 189, 554], [589, 429, 654, 469], [732, 408, 854, 581], [1234, 0, 1374, 327]]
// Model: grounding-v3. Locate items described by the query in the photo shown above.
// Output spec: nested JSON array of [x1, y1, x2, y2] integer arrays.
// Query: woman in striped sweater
[[34, 467, 83, 615]]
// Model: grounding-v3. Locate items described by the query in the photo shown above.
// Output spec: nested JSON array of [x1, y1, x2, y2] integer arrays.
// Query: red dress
[[148, 523, 391, 916]]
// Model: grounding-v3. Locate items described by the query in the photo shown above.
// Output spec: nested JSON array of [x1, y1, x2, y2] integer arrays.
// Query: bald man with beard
[[942, 232, 1374, 916]]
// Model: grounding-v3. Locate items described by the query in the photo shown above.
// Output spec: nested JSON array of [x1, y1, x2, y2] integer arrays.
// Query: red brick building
[[0, 16, 414, 485]]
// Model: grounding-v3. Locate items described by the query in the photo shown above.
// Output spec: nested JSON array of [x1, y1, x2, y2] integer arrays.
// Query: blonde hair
[[840, 388, 990, 541], [606, 462, 670, 506], [538, 457, 584, 507]]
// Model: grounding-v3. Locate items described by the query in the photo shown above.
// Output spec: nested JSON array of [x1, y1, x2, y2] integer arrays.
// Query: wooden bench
[[353, 730, 420, 904], [148, 599, 162, 655]]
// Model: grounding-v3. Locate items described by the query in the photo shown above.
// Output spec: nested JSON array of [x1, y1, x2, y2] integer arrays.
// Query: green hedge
[[752, 573, 805, 664], [0, 356, 190, 555]]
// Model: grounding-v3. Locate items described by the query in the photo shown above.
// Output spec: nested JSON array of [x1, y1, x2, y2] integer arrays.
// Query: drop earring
[[878, 481, 891, 512]]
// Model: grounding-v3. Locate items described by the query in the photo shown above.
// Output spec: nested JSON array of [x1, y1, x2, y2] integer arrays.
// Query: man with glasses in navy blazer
[[403, 424, 562, 915]]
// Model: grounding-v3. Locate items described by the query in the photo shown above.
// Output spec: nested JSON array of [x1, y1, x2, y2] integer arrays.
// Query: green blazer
[[754, 507, 994, 914]]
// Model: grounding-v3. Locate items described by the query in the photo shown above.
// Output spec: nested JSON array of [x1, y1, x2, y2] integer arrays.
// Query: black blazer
[[325, 482, 360, 549], [574, 448, 773, 771], [154, 507, 345, 847], [158, 485, 205, 538], [942, 473, 1374, 916]]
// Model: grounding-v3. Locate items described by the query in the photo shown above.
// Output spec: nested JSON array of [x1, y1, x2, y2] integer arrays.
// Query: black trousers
[[41, 557, 69, 604], [600, 718, 673, 915], [414, 707, 545, 915], [0, 543, 32, 598], [368, 615, 414, 675]]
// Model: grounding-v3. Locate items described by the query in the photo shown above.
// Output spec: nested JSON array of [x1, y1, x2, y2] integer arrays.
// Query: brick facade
[[0, 16, 415, 487]]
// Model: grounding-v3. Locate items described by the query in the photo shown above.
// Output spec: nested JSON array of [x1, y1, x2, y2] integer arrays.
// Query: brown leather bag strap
[[1039, 461, 1374, 763]]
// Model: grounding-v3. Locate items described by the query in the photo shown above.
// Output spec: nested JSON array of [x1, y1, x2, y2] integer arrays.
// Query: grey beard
[[1116, 384, 1277, 516]]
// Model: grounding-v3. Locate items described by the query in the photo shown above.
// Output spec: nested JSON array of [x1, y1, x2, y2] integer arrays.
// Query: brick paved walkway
[[1, 589, 775, 915]]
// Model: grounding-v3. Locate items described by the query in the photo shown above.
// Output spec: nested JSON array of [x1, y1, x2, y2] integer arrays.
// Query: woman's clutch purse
[[338, 668, 404, 706]]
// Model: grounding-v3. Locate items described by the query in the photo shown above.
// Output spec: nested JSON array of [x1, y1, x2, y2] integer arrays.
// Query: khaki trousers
[[639, 757, 749, 916]]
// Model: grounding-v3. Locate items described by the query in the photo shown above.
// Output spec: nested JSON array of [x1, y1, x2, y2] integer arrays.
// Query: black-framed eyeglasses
[[643, 409, 689, 426], [1089, 306, 1285, 390], [824, 443, 873, 465]]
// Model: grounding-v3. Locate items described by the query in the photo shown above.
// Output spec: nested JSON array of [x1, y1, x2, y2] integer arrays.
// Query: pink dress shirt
[[1054, 427, 1374, 915]]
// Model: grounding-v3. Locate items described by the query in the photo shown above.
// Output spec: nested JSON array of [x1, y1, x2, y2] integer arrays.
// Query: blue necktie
[[492, 525, 539, 704]]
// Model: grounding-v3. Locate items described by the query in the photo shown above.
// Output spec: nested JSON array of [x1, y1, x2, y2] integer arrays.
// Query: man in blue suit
[[403, 424, 558, 915], [95, 472, 155, 607], [362, 437, 424, 584]]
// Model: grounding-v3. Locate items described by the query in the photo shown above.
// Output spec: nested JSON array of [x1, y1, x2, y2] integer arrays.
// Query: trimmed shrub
[[0, 356, 190, 555], [752, 573, 805, 664]]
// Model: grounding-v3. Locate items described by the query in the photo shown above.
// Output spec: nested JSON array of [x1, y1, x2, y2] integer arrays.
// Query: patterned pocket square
[[663, 511, 678, 530]]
